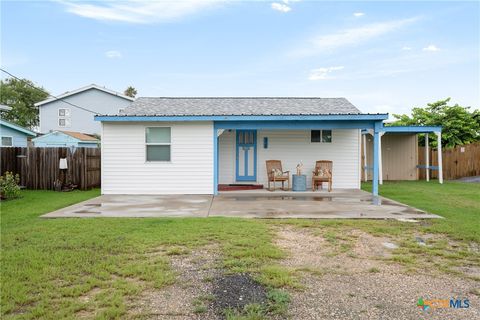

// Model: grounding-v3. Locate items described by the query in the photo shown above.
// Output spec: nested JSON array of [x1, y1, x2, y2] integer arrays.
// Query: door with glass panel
[[235, 130, 257, 181]]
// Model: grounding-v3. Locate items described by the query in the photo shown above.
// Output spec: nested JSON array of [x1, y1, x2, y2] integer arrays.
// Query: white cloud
[[353, 12, 365, 17], [308, 66, 344, 80], [271, 2, 291, 13], [58, 0, 222, 24], [402, 46, 412, 50], [423, 44, 440, 52], [291, 17, 419, 57], [105, 50, 122, 59]]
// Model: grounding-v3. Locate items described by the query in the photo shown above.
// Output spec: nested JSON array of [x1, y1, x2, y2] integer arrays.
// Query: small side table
[[292, 174, 307, 191]]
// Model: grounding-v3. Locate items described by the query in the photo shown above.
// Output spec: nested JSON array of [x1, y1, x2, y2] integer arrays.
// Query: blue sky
[[1, 0, 479, 117]]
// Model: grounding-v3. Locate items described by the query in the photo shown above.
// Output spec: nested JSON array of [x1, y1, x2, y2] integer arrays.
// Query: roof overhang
[[380, 125, 442, 133], [0, 120, 36, 136], [362, 126, 442, 134], [94, 114, 389, 122]]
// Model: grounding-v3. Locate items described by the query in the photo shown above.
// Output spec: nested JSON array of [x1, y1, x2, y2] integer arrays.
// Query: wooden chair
[[266, 160, 290, 191], [312, 160, 333, 192]]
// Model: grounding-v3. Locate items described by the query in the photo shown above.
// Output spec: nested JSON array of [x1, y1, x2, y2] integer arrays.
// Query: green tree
[[0, 78, 49, 129], [391, 98, 480, 148], [124, 86, 137, 98]]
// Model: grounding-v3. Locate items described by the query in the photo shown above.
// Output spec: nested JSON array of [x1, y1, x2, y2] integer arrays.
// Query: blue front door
[[236, 130, 257, 181]]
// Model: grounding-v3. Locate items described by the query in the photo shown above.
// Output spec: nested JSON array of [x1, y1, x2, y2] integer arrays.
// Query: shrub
[[0, 172, 21, 200]]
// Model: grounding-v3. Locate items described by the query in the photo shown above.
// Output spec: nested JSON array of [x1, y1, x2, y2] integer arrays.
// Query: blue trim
[[235, 130, 257, 181], [95, 114, 388, 122], [214, 120, 377, 130], [381, 125, 442, 133], [372, 121, 382, 197], [213, 128, 218, 195], [0, 119, 36, 136]]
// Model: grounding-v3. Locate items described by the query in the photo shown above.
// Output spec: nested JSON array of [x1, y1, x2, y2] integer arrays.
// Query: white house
[[36, 84, 134, 135], [95, 97, 444, 196]]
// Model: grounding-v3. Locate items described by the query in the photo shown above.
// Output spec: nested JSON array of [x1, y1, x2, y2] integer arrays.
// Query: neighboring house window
[[146, 127, 171, 161], [58, 108, 71, 127], [1, 136, 13, 146], [58, 108, 70, 117], [311, 130, 332, 143], [58, 118, 71, 127]]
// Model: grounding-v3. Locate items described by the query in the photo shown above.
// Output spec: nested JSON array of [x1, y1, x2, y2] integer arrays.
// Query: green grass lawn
[[362, 180, 480, 242], [1, 181, 479, 319]]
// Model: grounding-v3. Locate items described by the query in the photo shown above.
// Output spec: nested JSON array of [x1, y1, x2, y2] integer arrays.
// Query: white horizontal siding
[[102, 122, 213, 194], [218, 129, 361, 189]]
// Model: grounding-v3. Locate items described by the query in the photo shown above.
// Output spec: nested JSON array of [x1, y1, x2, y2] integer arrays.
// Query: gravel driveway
[[275, 226, 479, 320]]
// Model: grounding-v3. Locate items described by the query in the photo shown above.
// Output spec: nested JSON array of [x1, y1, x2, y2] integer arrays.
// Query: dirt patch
[[275, 226, 397, 275], [275, 225, 480, 320], [212, 273, 268, 314], [130, 244, 221, 319], [78, 287, 102, 304]]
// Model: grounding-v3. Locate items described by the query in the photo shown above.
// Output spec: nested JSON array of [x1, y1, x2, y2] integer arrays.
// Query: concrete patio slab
[[41, 189, 441, 219], [41, 194, 212, 218], [209, 189, 440, 219]]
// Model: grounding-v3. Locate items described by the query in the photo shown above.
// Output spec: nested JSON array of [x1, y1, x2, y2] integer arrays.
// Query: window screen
[[146, 127, 171, 161]]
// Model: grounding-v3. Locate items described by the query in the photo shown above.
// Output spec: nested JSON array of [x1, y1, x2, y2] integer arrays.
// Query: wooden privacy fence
[[0, 147, 101, 190], [418, 141, 480, 180]]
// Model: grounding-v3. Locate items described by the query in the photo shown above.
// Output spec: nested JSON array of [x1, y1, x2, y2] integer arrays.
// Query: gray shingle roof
[[117, 97, 364, 116]]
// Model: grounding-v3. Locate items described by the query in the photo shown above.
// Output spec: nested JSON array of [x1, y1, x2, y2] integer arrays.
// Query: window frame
[[145, 127, 172, 162], [58, 118, 66, 127], [310, 130, 333, 143], [1, 136, 13, 147], [58, 108, 70, 117]]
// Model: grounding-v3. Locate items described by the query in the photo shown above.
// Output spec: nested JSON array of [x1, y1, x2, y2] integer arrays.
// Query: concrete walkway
[[41, 189, 440, 219]]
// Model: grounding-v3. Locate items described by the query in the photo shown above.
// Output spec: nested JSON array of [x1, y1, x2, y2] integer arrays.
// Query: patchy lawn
[[1, 190, 287, 319], [1, 181, 479, 319]]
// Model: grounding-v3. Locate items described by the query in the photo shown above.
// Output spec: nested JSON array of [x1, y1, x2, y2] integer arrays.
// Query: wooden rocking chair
[[312, 160, 333, 192], [266, 160, 290, 191]]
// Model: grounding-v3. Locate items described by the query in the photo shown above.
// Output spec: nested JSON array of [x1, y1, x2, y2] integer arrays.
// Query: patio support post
[[425, 133, 430, 182], [363, 134, 368, 182], [372, 122, 381, 197], [437, 132, 443, 184], [379, 132, 384, 185], [213, 126, 218, 195]]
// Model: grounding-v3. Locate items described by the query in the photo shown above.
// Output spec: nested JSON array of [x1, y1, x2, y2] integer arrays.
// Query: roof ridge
[[137, 97, 347, 99]]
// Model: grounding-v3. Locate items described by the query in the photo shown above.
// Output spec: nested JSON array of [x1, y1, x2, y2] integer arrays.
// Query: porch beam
[[437, 132, 443, 184], [214, 120, 377, 130], [372, 121, 382, 197], [213, 128, 219, 195], [425, 133, 429, 182], [380, 125, 442, 133], [363, 134, 368, 182], [379, 132, 385, 185]]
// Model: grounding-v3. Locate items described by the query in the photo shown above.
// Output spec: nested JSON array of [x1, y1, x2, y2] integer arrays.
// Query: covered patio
[[214, 114, 388, 197]]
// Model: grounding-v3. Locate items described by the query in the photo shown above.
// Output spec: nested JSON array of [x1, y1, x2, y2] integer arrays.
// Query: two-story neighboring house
[[36, 84, 134, 135]]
